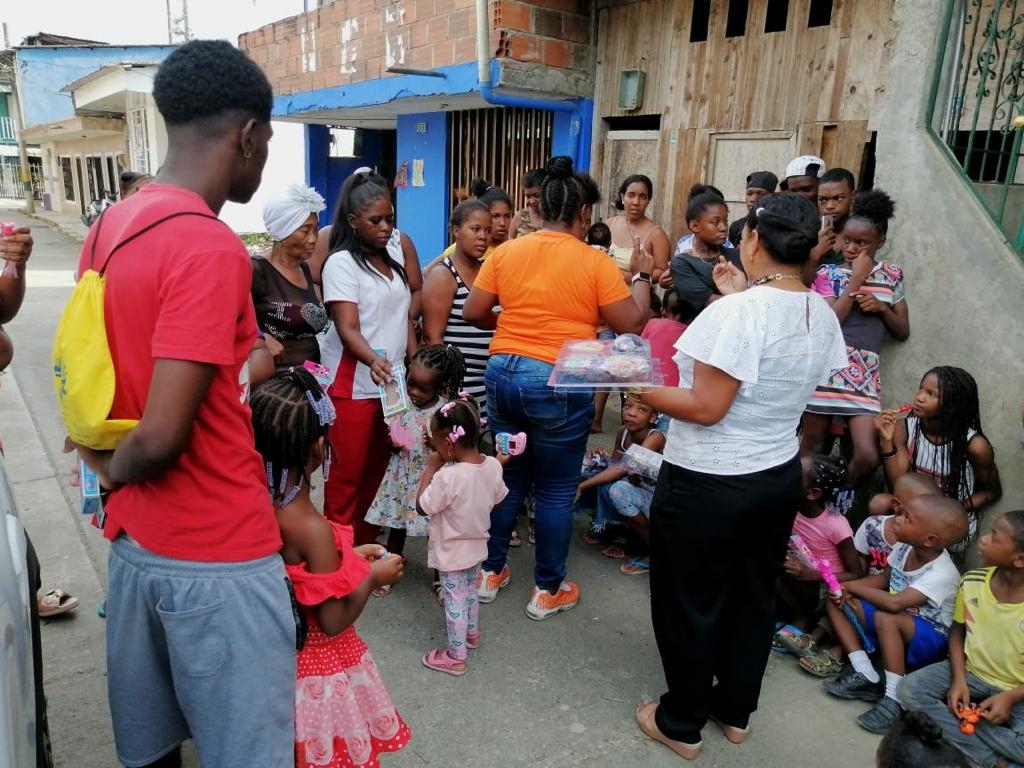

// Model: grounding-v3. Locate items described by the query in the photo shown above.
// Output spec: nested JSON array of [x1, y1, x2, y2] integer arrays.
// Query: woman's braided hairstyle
[[250, 369, 332, 504], [539, 156, 601, 227]]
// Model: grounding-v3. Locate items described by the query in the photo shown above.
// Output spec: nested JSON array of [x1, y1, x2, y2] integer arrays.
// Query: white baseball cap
[[784, 155, 826, 180]]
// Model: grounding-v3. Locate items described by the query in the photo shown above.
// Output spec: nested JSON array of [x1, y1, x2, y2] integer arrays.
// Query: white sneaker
[[525, 580, 579, 621], [476, 565, 510, 603]]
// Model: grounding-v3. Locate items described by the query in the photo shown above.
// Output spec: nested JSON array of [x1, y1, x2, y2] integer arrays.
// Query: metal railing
[[0, 116, 15, 143], [929, 0, 1024, 254]]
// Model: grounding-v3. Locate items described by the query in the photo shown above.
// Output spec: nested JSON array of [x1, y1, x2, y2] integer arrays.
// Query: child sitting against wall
[[823, 495, 967, 735], [798, 471, 939, 679], [578, 394, 664, 568], [900, 509, 1024, 768], [774, 455, 864, 658]]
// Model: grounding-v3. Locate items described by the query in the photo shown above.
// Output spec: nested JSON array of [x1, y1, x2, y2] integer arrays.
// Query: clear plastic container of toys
[[546, 334, 665, 390]]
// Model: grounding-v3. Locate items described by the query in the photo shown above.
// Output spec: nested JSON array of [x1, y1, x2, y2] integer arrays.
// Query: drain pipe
[[474, 0, 582, 166]]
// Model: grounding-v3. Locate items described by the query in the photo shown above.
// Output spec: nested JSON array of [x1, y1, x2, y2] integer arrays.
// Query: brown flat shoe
[[635, 701, 702, 761], [709, 714, 751, 744]]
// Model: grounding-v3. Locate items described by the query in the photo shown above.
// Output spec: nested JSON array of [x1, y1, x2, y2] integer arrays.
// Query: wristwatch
[[631, 272, 652, 285]]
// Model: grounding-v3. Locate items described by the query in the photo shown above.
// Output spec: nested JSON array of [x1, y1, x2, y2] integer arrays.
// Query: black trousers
[[26, 534, 53, 768], [649, 456, 801, 742]]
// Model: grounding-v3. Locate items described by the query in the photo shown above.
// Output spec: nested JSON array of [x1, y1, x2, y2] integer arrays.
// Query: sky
[[2, 0, 304, 47], [2, 0, 313, 232]]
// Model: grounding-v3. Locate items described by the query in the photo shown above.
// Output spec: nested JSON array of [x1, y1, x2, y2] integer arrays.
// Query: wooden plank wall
[[593, 0, 895, 235]]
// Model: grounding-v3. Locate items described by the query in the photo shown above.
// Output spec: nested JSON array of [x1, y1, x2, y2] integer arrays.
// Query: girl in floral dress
[[251, 369, 410, 768], [365, 344, 465, 595]]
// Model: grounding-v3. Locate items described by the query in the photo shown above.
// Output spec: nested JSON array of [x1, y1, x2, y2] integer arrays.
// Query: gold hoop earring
[[243, 150, 253, 167]]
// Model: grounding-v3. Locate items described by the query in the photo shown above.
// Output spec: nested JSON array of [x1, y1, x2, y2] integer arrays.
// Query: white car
[[0, 452, 37, 766]]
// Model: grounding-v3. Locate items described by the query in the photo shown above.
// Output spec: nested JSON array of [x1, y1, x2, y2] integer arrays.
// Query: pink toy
[[495, 432, 527, 456], [790, 532, 875, 653], [895, 403, 914, 419], [302, 360, 332, 390], [388, 422, 415, 451], [0, 222, 19, 278]]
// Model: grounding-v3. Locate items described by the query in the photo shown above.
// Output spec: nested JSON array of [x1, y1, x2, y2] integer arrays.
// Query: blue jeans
[[484, 354, 594, 591], [901, 663, 1024, 768]]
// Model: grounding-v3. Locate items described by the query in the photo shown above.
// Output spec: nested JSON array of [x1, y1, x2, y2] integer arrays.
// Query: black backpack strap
[[94, 210, 221, 276]]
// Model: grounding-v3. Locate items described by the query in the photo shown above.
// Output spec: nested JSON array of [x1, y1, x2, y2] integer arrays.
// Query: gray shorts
[[106, 536, 297, 768]]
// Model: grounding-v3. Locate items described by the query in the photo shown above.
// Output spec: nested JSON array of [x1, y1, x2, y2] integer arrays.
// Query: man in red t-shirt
[[74, 41, 295, 768]]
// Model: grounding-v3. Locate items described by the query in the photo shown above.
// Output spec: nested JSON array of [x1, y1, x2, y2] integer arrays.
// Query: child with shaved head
[[823, 495, 968, 734]]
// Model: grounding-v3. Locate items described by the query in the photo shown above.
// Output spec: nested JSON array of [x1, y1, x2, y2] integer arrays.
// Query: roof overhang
[[61, 63, 159, 115], [21, 115, 124, 143]]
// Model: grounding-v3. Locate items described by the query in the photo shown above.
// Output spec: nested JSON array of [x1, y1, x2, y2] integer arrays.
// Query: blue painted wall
[[16, 46, 176, 128], [395, 113, 448, 264], [305, 124, 391, 228]]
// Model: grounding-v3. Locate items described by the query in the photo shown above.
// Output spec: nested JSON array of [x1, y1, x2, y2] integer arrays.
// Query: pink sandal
[[421, 648, 466, 677], [466, 632, 481, 649]]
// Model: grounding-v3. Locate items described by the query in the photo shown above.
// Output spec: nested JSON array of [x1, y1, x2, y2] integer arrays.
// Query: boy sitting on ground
[[823, 495, 968, 734], [900, 509, 1024, 768]]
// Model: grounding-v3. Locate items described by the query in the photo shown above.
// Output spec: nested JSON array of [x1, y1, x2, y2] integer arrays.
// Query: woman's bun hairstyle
[[850, 189, 896, 236], [743, 192, 819, 265], [545, 155, 575, 179], [685, 184, 727, 222], [470, 178, 493, 198]]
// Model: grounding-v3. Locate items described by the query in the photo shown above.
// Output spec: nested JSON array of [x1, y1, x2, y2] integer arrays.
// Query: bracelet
[[879, 447, 898, 459]]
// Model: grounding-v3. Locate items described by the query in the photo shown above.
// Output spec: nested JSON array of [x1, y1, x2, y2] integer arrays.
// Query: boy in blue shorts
[[901, 510, 1024, 768], [823, 495, 968, 733]]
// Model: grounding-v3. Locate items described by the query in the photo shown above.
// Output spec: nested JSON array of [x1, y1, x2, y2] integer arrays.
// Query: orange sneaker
[[476, 565, 510, 603], [526, 580, 579, 621]]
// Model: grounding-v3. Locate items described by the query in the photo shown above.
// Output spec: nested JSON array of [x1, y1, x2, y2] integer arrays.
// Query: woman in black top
[[253, 184, 329, 368]]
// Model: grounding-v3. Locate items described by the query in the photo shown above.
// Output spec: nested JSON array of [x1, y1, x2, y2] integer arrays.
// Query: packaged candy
[[0, 223, 19, 279]]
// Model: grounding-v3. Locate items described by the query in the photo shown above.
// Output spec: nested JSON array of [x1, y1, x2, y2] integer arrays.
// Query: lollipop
[[895, 403, 914, 418]]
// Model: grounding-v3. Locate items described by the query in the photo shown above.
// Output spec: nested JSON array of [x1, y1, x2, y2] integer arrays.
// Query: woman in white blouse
[[634, 193, 847, 759]]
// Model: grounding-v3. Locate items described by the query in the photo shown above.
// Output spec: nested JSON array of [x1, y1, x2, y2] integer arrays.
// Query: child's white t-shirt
[[419, 457, 509, 572], [853, 515, 896, 573], [887, 543, 960, 634], [320, 244, 411, 399]]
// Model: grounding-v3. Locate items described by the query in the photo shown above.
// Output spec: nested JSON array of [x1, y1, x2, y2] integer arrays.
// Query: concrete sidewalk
[[1, 199, 90, 243], [0, 205, 883, 767]]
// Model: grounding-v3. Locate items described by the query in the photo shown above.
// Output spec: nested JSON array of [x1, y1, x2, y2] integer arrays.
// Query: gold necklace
[[750, 272, 803, 285]]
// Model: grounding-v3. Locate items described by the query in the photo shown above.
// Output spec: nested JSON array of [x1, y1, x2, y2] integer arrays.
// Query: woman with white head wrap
[[250, 183, 330, 369]]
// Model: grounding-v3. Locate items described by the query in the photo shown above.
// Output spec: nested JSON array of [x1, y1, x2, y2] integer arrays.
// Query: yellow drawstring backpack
[[52, 210, 217, 449]]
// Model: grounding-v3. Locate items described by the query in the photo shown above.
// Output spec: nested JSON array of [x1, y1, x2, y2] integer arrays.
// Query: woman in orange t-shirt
[[463, 156, 654, 621]]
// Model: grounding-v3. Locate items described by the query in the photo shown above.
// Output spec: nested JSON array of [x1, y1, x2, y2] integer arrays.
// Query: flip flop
[[620, 558, 651, 575], [581, 530, 603, 545], [372, 584, 392, 598], [635, 701, 701, 760], [421, 648, 466, 677], [509, 530, 523, 548], [601, 544, 627, 560], [38, 589, 78, 618]]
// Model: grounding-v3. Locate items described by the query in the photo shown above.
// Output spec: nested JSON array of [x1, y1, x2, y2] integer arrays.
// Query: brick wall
[[239, 0, 593, 97]]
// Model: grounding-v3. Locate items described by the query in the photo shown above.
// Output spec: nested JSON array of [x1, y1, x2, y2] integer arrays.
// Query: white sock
[[849, 650, 880, 683], [884, 671, 903, 702]]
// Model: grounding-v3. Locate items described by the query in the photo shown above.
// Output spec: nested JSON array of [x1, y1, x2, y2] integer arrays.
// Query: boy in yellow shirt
[[901, 509, 1024, 768]]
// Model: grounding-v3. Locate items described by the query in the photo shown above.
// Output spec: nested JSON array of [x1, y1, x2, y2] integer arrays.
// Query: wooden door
[[599, 130, 663, 226], [706, 131, 796, 215]]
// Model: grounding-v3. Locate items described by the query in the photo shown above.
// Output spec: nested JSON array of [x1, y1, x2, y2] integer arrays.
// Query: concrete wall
[[876, 0, 1024, 538]]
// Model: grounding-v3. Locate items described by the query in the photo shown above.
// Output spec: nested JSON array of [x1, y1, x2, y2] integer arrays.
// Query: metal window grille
[[447, 107, 554, 217]]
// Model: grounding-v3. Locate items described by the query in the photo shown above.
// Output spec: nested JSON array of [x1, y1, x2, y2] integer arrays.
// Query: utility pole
[[8, 74, 35, 214], [166, 0, 174, 43], [182, 0, 191, 41]]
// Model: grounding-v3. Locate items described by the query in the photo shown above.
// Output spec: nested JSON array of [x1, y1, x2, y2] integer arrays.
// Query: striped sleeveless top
[[441, 256, 494, 415]]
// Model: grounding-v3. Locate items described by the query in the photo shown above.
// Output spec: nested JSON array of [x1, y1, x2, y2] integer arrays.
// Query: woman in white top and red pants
[[635, 194, 848, 758], [321, 171, 420, 545]]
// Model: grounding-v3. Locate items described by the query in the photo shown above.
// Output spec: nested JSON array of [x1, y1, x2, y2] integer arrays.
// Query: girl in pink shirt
[[416, 400, 508, 676], [640, 288, 691, 388]]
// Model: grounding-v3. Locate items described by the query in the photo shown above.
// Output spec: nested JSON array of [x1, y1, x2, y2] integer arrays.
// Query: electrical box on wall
[[618, 69, 646, 111]]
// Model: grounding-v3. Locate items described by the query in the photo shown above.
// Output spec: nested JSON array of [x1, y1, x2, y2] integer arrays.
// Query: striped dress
[[440, 256, 494, 417]]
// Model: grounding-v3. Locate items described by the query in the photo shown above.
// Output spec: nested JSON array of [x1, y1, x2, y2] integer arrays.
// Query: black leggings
[[649, 457, 801, 742]]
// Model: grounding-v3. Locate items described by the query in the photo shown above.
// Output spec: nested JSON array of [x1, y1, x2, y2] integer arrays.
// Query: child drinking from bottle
[[251, 369, 409, 768], [416, 400, 507, 676]]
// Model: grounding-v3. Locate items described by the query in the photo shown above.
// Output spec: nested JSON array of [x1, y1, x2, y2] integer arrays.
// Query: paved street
[[0, 206, 879, 767]]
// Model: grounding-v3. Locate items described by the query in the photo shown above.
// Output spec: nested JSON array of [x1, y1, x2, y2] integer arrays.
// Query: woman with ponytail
[[463, 156, 653, 621]]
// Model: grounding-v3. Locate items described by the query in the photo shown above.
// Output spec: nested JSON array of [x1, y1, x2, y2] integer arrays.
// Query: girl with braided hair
[[802, 189, 910, 490], [875, 366, 1002, 555], [251, 369, 409, 768], [365, 344, 465, 595], [463, 155, 653, 621]]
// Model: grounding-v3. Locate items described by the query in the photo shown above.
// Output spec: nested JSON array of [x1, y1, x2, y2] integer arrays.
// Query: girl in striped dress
[[800, 190, 910, 489], [422, 200, 496, 418]]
